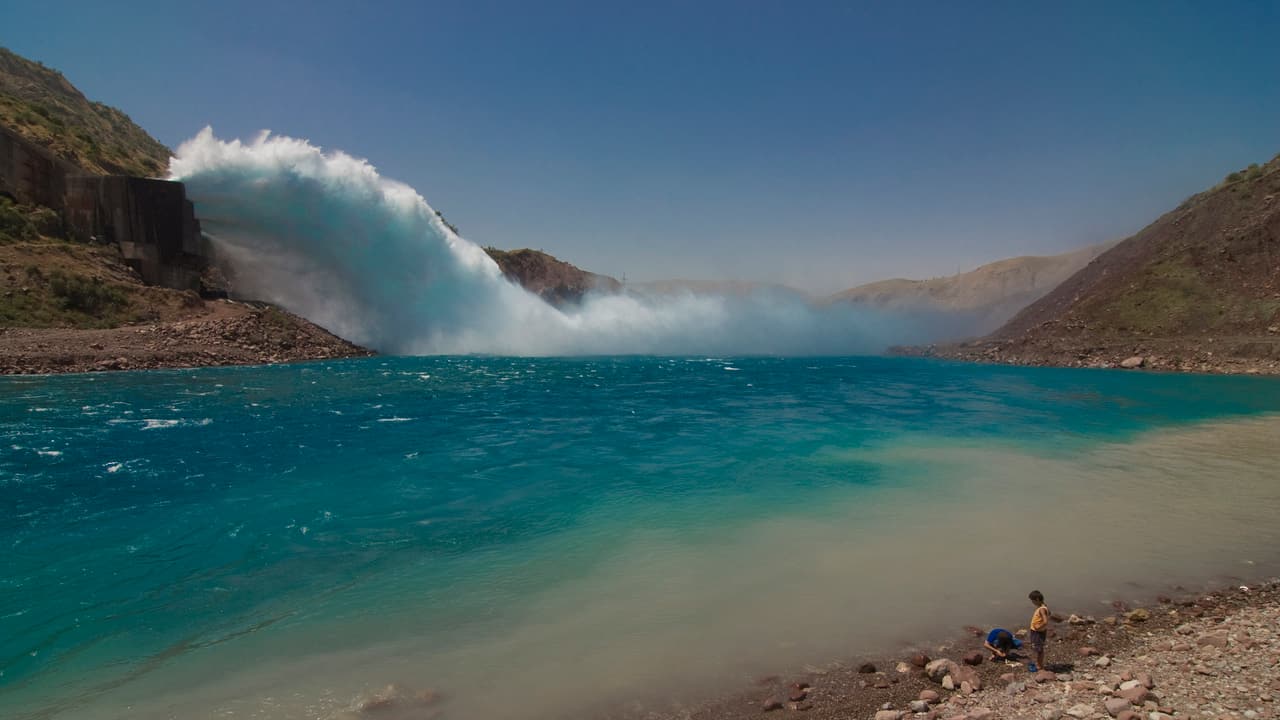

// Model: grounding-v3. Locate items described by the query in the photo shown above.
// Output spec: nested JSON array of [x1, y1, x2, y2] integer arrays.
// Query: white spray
[[171, 129, 946, 355]]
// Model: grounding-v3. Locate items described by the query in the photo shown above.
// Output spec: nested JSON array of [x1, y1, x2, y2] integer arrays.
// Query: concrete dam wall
[[1, 123, 209, 292]]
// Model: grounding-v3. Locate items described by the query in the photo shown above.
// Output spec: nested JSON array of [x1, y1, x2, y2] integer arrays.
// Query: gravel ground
[[613, 579, 1280, 720]]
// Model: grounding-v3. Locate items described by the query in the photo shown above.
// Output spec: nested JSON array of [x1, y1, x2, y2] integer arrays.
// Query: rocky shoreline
[[894, 335, 1280, 377], [0, 300, 371, 374], [614, 578, 1280, 720]]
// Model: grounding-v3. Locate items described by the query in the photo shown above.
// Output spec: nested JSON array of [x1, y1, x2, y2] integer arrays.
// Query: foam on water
[[3, 358, 1280, 720], [171, 129, 959, 356]]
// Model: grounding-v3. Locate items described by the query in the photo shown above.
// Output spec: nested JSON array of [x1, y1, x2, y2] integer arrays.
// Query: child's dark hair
[[1029, 590, 1045, 604], [994, 630, 1015, 651]]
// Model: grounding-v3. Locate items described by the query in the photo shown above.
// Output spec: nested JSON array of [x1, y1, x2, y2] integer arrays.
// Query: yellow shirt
[[1030, 605, 1049, 631]]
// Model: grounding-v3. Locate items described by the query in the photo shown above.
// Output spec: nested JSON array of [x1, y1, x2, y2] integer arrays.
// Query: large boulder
[[925, 659, 961, 683], [1104, 697, 1131, 716]]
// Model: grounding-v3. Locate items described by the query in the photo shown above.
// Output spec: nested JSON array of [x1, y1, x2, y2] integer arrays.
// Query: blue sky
[[5, 1, 1278, 291]]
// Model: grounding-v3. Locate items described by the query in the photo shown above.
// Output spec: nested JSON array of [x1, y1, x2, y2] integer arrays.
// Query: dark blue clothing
[[987, 628, 1021, 647]]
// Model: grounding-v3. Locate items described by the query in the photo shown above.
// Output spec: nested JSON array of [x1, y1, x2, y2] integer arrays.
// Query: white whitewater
[[171, 129, 938, 356]]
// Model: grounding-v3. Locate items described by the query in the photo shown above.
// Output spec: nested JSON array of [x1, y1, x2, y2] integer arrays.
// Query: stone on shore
[[858, 662, 877, 674], [1125, 608, 1150, 622], [1120, 356, 1145, 368], [873, 711, 902, 720], [962, 651, 984, 666], [1104, 696, 1131, 716], [919, 689, 940, 703], [925, 659, 960, 682]]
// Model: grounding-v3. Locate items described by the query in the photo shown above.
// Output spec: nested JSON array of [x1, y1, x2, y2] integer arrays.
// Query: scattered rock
[[874, 711, 902, 720], [925, 659, 960, 683], [1125, 608, 1150, 623], [1196, 631, 1228, 649], [919, 689, 940, 704], [1094, 656, 1112, 668], [910, 653, 931, 668], [762, 697, 783, 711], [1065, 703, 1096, 718], [1079, 646, 1101, 657], [962, 651, 984, 666], [1104, 697, 1131, 716], [858, 662, 878, 674], [1120, 356, 1144, 369]]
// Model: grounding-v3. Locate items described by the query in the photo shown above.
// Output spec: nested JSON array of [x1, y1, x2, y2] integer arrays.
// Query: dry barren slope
[[922, 155, 1280, 373]]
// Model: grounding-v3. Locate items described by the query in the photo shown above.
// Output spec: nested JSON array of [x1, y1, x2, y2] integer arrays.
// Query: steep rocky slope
[[483, 246, 621, 305], [915, 156, 1280, 373]]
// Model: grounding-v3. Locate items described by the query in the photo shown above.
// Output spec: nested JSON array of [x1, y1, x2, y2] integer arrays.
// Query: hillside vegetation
[[922, 155, 1280, 373], [0, 47, 170, 177]]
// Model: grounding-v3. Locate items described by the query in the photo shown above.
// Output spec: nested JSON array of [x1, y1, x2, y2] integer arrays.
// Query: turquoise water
[[3, 357, 1280, 719]]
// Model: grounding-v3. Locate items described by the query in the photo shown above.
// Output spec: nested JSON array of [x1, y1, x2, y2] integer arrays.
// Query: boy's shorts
[[1029, 630, 1047, 652]]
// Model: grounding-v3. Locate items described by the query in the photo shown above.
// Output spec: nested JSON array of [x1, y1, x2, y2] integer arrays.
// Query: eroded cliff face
[[1, 125, 208, 293], [483, 247, 621, 305]]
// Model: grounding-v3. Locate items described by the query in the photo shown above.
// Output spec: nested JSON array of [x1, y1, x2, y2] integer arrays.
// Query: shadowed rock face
[[483, 247, 621, 306]]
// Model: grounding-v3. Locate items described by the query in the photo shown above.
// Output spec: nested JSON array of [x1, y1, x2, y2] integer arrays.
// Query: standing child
[[1028, 589, 1049, 672]]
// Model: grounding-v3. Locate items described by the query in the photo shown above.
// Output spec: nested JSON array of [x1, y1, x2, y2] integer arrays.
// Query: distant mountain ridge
[[914, 155, 1280, 374], [828, 243, 1113, 339]]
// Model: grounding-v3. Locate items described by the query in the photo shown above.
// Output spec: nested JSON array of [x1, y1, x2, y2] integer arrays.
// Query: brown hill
[[829, 244, 1111, 338], [0, 47, 170, 177], [483, 247, 621, 305], [0, 47, 371, 373], [917, 155, 1280, 374]]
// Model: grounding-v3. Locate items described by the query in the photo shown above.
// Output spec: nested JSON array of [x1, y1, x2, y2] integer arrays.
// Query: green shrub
[[0, 197, 37, 242], [48, 271, 126, 315]]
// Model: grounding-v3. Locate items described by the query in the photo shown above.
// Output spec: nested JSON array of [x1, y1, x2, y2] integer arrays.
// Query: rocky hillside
[[0, 47, 371, 373], [483, 247, 621, 305], [829, 243, 1112, 337], [917, 155, 1280, 373], [0, 47, 169, 177]]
